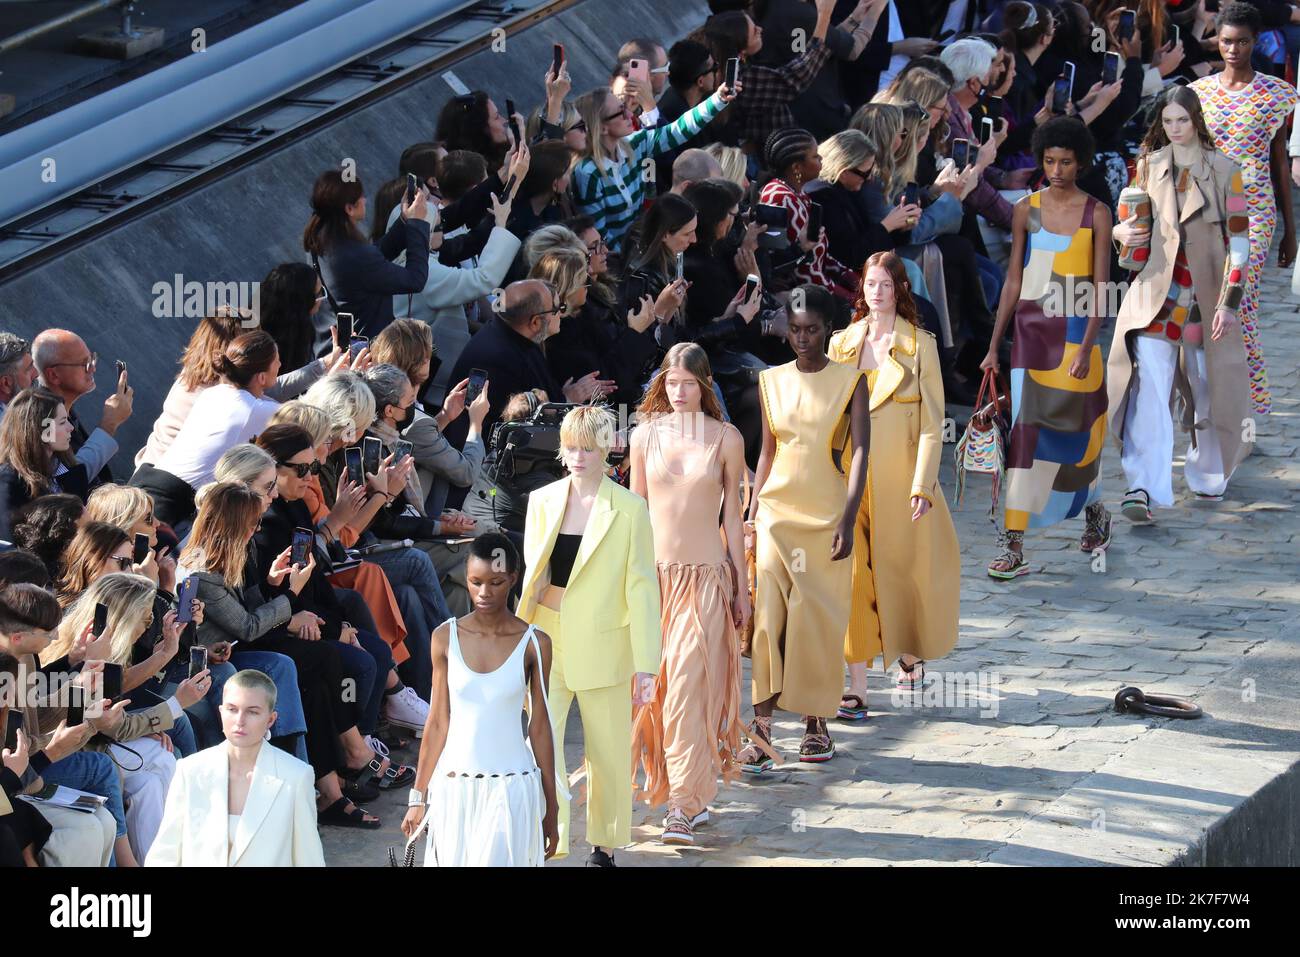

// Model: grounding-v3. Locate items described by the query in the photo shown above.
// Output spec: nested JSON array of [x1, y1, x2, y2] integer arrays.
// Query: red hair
[[852, 251, 920, 326]]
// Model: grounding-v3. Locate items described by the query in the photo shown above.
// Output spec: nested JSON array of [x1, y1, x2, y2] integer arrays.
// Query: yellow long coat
[[828, 318, 960, 666]]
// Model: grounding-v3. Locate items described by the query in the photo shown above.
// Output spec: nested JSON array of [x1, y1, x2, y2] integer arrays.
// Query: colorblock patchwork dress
[[1191, 73, 1300, 415], [1003, 191, 1107, 532]]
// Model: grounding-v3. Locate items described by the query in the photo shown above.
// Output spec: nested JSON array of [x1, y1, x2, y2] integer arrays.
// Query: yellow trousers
[[532, 604, 632, 858]]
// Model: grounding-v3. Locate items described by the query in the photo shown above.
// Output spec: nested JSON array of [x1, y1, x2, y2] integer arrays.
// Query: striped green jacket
[[572, 92, 727, 254]]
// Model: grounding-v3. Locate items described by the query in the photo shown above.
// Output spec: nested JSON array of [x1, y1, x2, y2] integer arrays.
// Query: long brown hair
[[181, 482, 263, 588], [177, 309, 246, 391], [853, 251, 921, 327], [636, 342, 724, 420], [302, 169, 366, 256], [0, 387, 76, 498], [55, 521, 130, 607], [216, 331, 278, 389], [1138, 85, 1217, 164]]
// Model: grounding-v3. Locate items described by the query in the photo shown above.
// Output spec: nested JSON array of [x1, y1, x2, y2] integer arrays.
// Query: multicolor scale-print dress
[[1004, 191, 1107, 533], [1191, 73, 1300, 414]]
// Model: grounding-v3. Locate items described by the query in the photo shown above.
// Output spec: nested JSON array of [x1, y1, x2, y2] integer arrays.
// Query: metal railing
[[0, 0, 133, 55]]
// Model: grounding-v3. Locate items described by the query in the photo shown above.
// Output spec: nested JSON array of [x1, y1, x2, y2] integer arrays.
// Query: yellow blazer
[[145, 740, 324, 867], [519, 475, 662, 691]]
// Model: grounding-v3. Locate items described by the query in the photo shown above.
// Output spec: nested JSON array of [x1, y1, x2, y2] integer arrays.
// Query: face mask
[[394, 403, 415, 429]]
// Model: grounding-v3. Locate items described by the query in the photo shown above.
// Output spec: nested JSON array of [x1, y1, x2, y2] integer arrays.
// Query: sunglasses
[[603, 103, 631, 121], [848, 165, 874, 180], [278, 460, 321, 478], [567, 119, 588, 133]]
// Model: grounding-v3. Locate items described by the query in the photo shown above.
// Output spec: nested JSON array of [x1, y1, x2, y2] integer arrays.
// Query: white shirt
[[154, 383, 278, 488], [882, 3, 911, 91]]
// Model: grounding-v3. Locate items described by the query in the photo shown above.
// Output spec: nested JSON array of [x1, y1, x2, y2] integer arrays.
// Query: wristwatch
[[407, 788, 426, 807]]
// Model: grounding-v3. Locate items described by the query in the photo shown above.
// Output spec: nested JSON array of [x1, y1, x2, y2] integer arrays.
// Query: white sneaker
[[384, 686, 428, 737]]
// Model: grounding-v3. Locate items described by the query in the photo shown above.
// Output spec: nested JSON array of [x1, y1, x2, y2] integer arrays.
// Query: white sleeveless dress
[[423, 620, 561, 867]]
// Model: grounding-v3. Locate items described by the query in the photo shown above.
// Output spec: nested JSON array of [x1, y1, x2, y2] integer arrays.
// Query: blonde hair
[[704, 143, 747, 186], [576, 87, 628, 179], [529, 248, 588, 309], [302, 371, 376, 444], [523, 225, 584, 270], [850, 103, 903, 200], [818, 130, 876, 187], [268, 400, 332, 447], [226, 668, 277, 711], [370, 318, 434, 384], [84, 484, 154, 533], [527, 100, 580, 142], [894, 103, 931, 195], [558, 405, 617, 458], [45, 573, 157, 667], [213, 443, 276, 487]]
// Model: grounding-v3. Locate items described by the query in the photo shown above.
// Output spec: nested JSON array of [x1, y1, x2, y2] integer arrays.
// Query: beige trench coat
[[1107, 146, 1252, 476], [828, 318, 960, 666]]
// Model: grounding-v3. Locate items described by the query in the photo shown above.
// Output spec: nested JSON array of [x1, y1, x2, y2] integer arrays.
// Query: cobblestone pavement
[[325, 225, 1300, 868]]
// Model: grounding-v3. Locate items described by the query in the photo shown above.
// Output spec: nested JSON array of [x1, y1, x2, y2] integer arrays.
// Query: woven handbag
[[954, 368, 1011, 517]]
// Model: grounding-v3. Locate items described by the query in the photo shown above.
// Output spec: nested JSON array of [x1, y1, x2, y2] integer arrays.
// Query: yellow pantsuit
[[519, 476, 662, 858]]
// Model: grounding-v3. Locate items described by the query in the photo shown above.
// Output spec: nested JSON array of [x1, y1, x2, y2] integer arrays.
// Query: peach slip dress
[[631, 416, 742, 819]]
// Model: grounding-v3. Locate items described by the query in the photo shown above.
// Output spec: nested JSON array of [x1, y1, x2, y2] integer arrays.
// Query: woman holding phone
[[981, 118, 1113, 580], [0, 386, 88, 543], [743, 284, 869, 769], [628, 344, 749, 847]]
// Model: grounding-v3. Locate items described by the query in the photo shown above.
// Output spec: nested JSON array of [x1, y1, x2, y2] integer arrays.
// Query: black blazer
[[317, 216, 432, 338], [0, 462, 89, 544], [545, 294, 660, 409], [251, 497, 344, 643]]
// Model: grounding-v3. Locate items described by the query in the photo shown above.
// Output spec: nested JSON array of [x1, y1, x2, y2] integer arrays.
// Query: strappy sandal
[[362, 736, 416, 790], [340, 773, 380, 804], [837, 693, 869, 721], [798, 717, 834, 763], [987, 531, 1028, 580], [317, 797, 381, 830], [738, 715, 780, 774], [1080, 504, 1113, 553], [1192, 491, 1224, 502], [1121, 489, 1153, 524], [895, 659, 925, 691]]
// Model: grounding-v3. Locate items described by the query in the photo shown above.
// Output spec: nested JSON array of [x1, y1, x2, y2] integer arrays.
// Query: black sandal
[[318, 797, 381, 830], [798, 717, 835, 763], [340, 774, 380, 804]]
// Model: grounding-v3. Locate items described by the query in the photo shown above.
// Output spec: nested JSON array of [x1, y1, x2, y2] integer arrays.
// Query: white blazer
[[145, 740, 325, 867]]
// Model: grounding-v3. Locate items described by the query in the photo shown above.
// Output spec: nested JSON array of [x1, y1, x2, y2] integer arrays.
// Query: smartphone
[[743, 273, 760, 302], [395, 439, 414, 461], [979, 116, 995, 147], [128, 532, 149, 566], [467, 367, 489, 405], [336, 312, 353, 343], [290, 527, 313, 568], [93, 601, 108, 637], [188, 646, 208, 681], [627, 58, 649, 86], [935, 28, 956, 42], [505, 97, 523, 145], [101, 663, 122, 702], [1118, 9, 1136, 42], [725, 57, 740, 89], [362, 436, 383, 476], [344, 446, 364, 485], [674, 250, 684, 282], [1169, 24, 1180, 46], [754, 203, 787, 228], [1102, 51, 1120, 85], [349, 334, 368, 360], [406, 172, 418, 204], [66, 683, 85, 727], [986, 95, 1003, 122], [496, 173, 517, 200], [950, 138, 970, 169], [115, 359, 127, 376], [175, 576, 199, 624], [1051, 74, 1072, 115], [806, 202, 822, 241], [552, 42, 565, 77], [902, 183, 921, 207]]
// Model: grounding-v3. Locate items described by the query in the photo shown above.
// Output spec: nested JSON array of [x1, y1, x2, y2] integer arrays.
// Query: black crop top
[[549, 533, 582, 588]]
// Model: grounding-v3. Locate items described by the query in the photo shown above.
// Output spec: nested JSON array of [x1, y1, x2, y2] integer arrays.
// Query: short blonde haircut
[[529, 248, 588, 309], [213, 444, 276, 486], [226, 668, 277, 711], [268, 400, 332, 447], [371, 318, 434, 383], [818, 130, 876, 186], [558, 405, 617, 457], [523, 225, 584, 270], [84, 484, 154, 533], [303, 371, 376, 443], [704, 143, 747, 186]]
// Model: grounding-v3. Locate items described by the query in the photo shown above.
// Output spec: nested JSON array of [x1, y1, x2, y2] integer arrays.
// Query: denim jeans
[[127, 680, 200, 758], [41, 750, 127, 838], [332, 630, 390, 736], [158, 659, 235, 750], [365, 545, 448, 696]]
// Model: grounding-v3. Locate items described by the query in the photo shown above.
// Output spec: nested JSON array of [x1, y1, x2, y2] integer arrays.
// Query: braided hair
[[756, 127, 817, 192]]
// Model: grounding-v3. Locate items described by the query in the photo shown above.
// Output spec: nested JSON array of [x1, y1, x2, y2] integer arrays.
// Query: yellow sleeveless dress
[[751, 360, 864, 719]]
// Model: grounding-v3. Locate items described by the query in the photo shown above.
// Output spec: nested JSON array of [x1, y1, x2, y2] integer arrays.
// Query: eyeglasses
[[110, 555, 133, 570], [278, 460, 321, 478], [695, 62, 717, 82], [585, 238, 608, 256], [650, 64, 671, 75], [43, 352, 97, 373]]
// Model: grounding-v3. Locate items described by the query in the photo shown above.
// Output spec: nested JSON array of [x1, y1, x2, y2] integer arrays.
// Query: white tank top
[[434, 619, 547, 778]]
